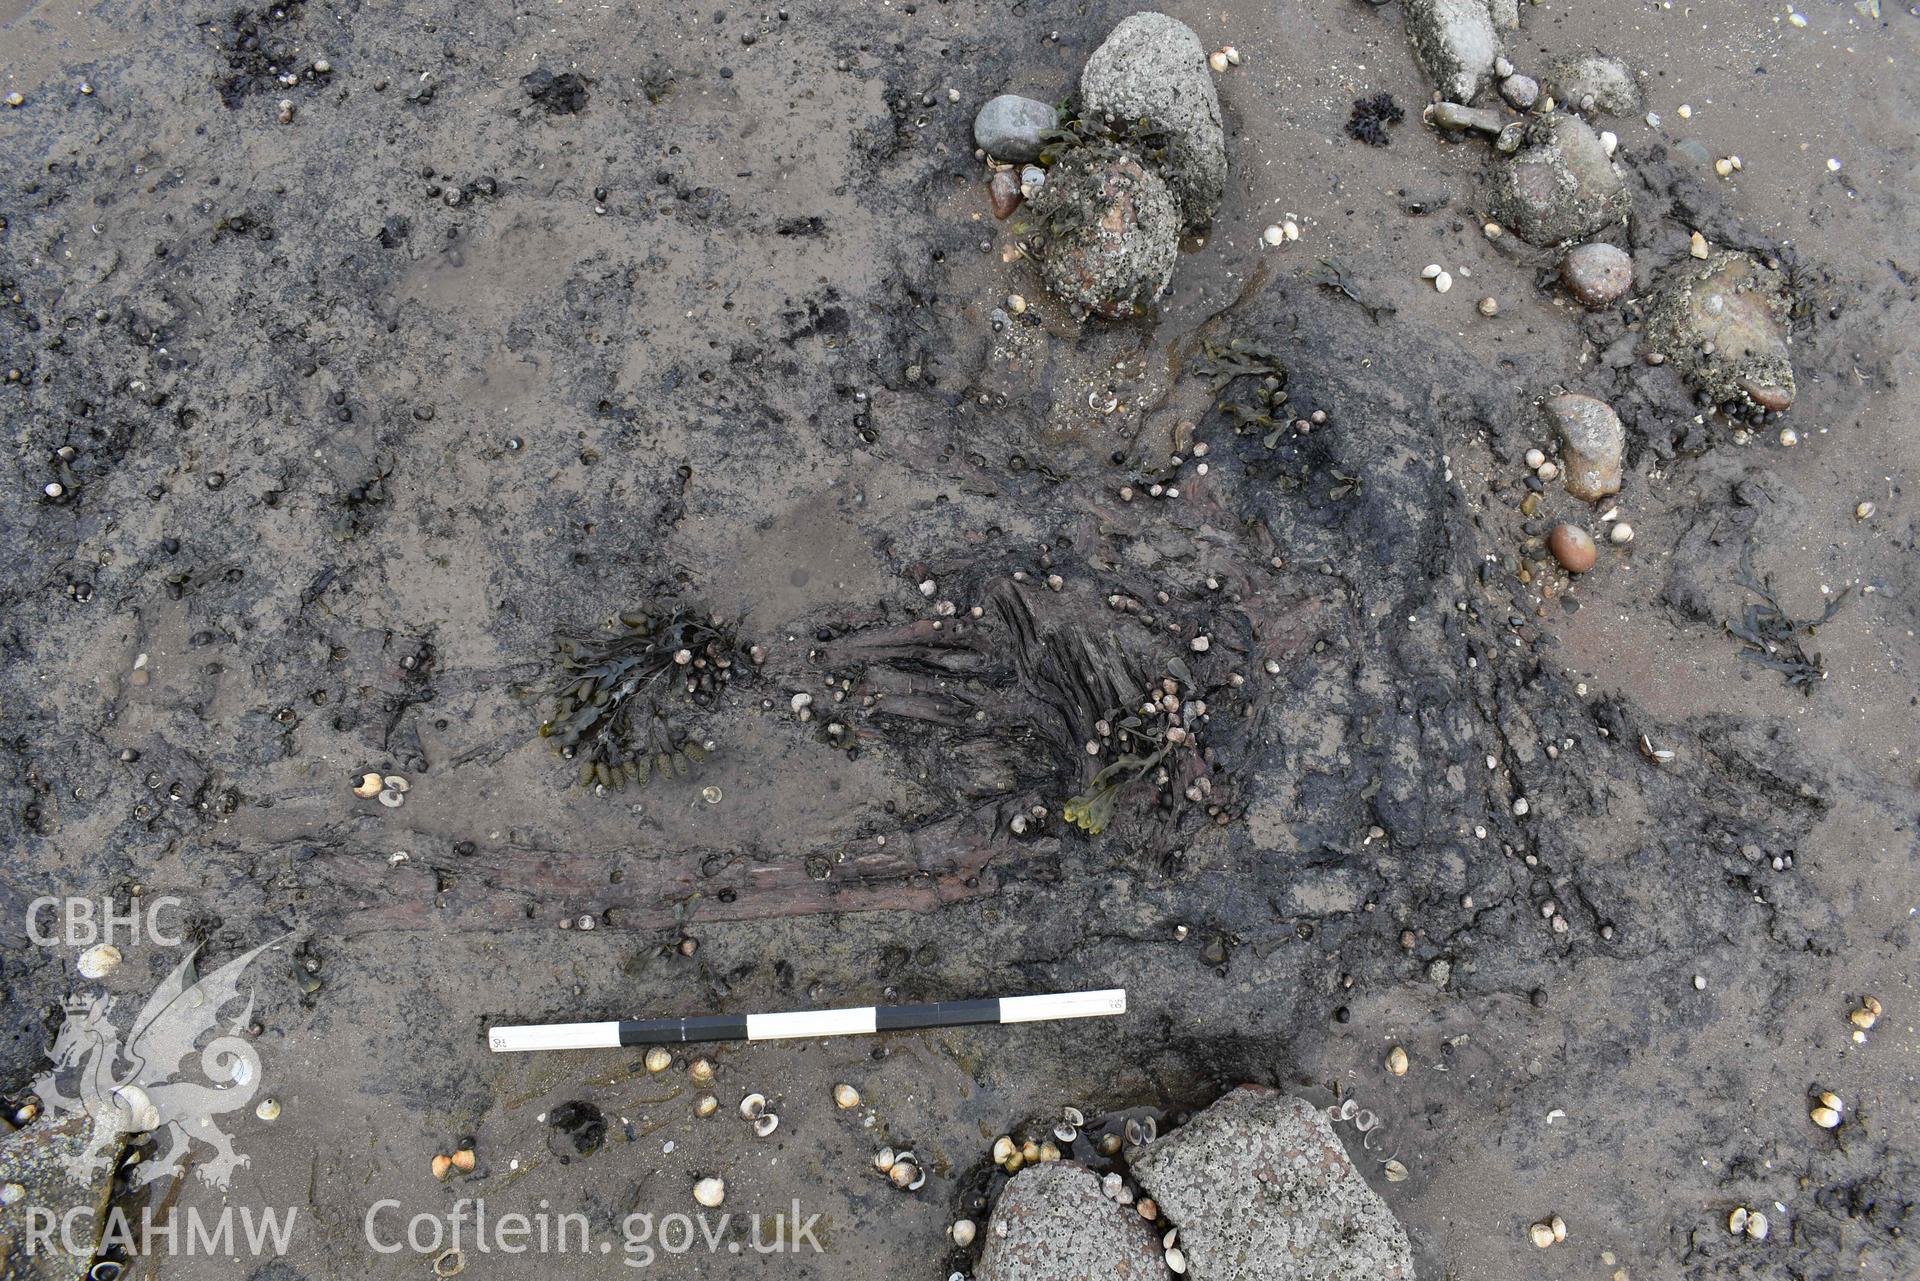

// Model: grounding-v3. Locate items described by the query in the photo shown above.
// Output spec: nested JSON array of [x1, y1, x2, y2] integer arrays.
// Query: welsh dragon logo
[[32, 942, 274, 1190]]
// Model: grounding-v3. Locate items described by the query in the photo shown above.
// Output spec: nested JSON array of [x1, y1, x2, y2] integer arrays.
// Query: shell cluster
[[429, 1146, 476, 1180], [872, 1146, 927, 1191], [1809, 1089, 1844, 1130], [739, 1092, 780, 1137], [1727, 1205, 1771, 1239], [1528, 1215, 1568, 1249], [352, 771, 409, 808]]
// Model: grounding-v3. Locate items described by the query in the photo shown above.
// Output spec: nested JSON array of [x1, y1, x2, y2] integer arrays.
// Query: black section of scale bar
[[617, 1014, 749, 1045], [875, 998, 1000, 1032]]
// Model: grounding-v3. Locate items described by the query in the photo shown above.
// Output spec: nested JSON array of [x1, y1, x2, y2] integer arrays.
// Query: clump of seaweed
[[1728, 575, 1847, 694], [1037, 109, 1175, 169], [1196, 338, 1292, 447], [541, 607, 739, 792], [1062, 655, 1216, 836], [1345, 92, 1404, 147]]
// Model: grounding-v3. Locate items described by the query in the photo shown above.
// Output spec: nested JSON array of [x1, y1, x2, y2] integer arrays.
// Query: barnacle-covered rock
[[1541, 51, 1642, 116], [1645, 251, 1796, 414], [975, 1162, 1164, 1281], [1029, 143, 1180, 320], [1485, 112, 1630, 246], [1127, 1087, 1415, 1281]]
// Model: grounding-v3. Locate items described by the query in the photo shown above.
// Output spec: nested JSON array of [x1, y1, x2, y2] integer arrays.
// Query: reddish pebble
[[1548, 524, 1598, 573], [988, 169, 1022, 220]]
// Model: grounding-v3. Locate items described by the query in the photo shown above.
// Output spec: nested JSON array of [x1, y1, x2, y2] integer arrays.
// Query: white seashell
[[255, 1098, 281, 1122], [645, 1047, 671, 1074], [693, 1176, 725, 1207], [951, 1219, 976, 1247], [77, 944, 121, 980], [1207, 51, 1228, 74], [383, 775, 409, 792], [377, 788, 404, 808], [1223, 46, 1241, 66], [353, 772, 383, 798], [1746, 1210, 1769, 1240], [753, 1112, 780, 1137], [1165, 1246, 1187, 1274], [1434, 271, 1453, 294], [990, 1136, 1015, 1164], [1609, 522, 1634, 545], [833, 1083, 861, 1110], [1053, 1124, 1078, 1144], [1421, 264, 1444, 279], [875, 1147, 897, 1172], [889, 1160, 919, 1189], [1062, 1106, 1084, 1127], [114, 1085, 160, 1132], [1262, 224, 1285, 246], [739, 1092, 766, 1120]]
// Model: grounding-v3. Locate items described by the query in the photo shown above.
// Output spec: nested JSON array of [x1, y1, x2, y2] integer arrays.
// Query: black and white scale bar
[[488, 988, 1126, 1053]]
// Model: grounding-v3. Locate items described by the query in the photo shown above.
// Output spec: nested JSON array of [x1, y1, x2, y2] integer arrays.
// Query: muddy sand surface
[[2, 0, 1917, 1278]]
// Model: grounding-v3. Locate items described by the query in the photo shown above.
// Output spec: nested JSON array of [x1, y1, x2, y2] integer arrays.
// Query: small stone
[[1499, 74, 1539, 110], [972, 95, 1057, 162], [1559, 243, 1633, 307], [1542, 394, 1624, 501], [988, 169, 1022, 219], [1548, 525, 1598, 573]]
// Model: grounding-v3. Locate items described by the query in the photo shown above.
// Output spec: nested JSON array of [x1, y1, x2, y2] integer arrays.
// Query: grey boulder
[[1128, 1086, 1415, 1281], [1405, 0, 1501, 103], [1079, 11, 1226, 228], [975, 1162, 1165, 1281], [1543, 393, 1625, 501], [974, 94, 1058, 162]]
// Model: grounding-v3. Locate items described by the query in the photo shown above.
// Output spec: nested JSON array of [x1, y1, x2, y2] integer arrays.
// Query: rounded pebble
[[1548, 524, 1598, 573]]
